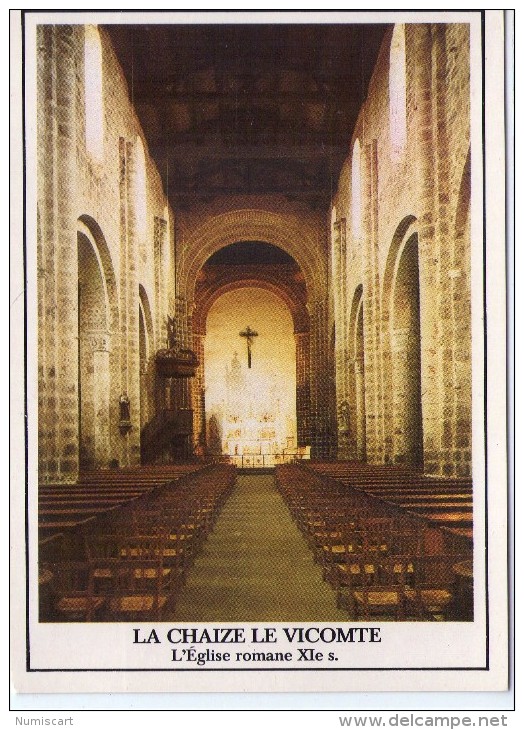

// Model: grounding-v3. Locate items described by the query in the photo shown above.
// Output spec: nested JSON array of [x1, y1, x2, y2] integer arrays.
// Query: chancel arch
[[180, 209, 325, 301], [192, 241, 311, 460]]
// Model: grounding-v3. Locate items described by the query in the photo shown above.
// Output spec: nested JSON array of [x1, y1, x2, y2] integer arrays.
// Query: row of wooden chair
[[40, 464, 236, 622], [275, 464, 472, 621], [332, 552, 461, 621], [306, 461, 473, 540], [38, 464, 206, 543]]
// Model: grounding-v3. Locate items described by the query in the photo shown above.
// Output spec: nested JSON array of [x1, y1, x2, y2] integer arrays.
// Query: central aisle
[[172, 473, 348, 621]]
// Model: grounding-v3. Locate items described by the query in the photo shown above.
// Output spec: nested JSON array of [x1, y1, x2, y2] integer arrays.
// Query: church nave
[[171, 473, 348, 622]]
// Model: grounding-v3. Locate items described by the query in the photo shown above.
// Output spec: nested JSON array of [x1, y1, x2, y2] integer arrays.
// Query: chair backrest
[[389, 529, 425, 555], [47, 560, 102, 621], [411, 554, 466, 589]]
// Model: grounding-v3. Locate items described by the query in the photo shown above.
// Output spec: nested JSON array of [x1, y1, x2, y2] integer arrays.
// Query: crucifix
[[239, 325, 258, 368]]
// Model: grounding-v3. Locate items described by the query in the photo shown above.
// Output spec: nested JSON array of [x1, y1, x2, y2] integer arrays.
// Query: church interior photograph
[[36, 19, 474, 623]]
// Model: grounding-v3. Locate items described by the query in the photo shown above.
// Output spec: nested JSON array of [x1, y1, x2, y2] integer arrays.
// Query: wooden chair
[[85, 533, 179, 620], [333, 551, 377, 608], [321, 527, 368, 584], [403, 554, 463, 621], [117, 534, 177, 621], [46, 561, 105, 622], [337, 555, 412, 621]]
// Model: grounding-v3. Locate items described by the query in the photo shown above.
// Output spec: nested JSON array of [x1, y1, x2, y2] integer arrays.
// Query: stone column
[[309, 298, 336, 459], [361, 138, 382, 464], [37, 205, 50, 477], [37, 28, 51, 480], [294, 331, 310, 448], [118, 138, 130, 461], [354, 355, 366, 461], [121, 139, 141, 465], [161, 296, 193, 460], [79, 330, 111, 468], [154, 216, 169, 346], [433, 25, 470, 477], [412, 24, 440, 474], [338, 219, 350, 430], [173, 297, 191, 411], [192, 331, 206, 453], [345, 356, 358, 460], [332, 219, 352, 460], [38, 26, 79, 482], [139, 336, 154, 431], [332, 220, 342, 331], [448, 36, 472, 478], [391, 327, 410, 463]]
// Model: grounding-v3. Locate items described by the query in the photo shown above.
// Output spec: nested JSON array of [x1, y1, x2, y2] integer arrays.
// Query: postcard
[[10, 9, 509, 695]]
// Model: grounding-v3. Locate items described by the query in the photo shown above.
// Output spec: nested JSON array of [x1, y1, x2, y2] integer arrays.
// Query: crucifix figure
[[239, 325, 258, 368]]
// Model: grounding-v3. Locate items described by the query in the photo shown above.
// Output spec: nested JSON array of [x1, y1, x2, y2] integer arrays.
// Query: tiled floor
[[172, 473, 348, 621]]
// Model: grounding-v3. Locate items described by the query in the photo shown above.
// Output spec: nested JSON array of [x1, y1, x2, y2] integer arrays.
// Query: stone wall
[[37, 25, 175, 481], [330, 23, 472, 476]]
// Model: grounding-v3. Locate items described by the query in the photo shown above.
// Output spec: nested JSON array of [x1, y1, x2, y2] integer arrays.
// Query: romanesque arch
[[194, 276, 310, 337], [78, 215, 119, 336], [381, 215, 422, 467], [180, 209, 325, 300], [191, 245, 311, 456], [77, 217, 118, 469], [176, 212, 333, 458]]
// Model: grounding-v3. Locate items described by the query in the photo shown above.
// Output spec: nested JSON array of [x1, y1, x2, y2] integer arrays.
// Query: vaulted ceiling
[[105, 23, 388, 209]]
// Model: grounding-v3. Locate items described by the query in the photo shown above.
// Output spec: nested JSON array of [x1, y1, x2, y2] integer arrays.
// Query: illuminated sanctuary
[[218, 352, 295, 462]]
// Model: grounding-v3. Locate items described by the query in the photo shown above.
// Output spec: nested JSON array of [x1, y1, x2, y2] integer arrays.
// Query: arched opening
[[351, 140, 362, 240], [182, 209, 324, 303], [204, 240, 298, 267], [354, 295, 366, 461], [204, 287, 299, 467], [84, 25, 104, 162], [77, 230, 111, 469], [135, 136, 147, 238], [389, 24, 407, 162], [391, 233, 423, 467], [192, 240, 311, 464]]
